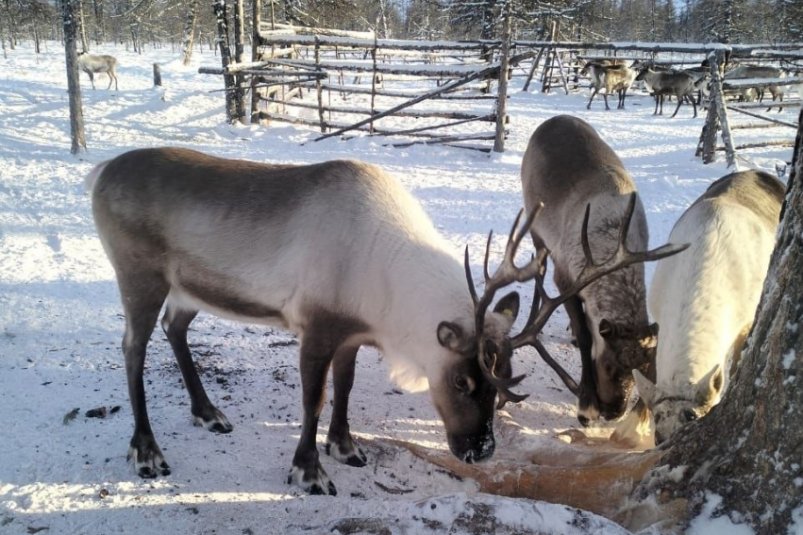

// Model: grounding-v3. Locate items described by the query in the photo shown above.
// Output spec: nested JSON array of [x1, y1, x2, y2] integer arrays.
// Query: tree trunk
[[213, 0, 239, 123], [78, 0, 89, 52], [181, 0, 199, 66], [61, 0, 87, 155], [632, 109, 803, 534]]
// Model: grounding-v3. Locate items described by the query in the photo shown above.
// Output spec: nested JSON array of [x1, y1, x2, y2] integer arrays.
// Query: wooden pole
[[370, 35, 378, 134], [213, 0, 237, 123], [523, 46, 545, 92], [711, 50, 737, 167], [494, 1, 512, 153], [152, 63, 162, 86], [251, 0, 261, 123], [232, 0, 247, 123], [315, 36, 326, 133]]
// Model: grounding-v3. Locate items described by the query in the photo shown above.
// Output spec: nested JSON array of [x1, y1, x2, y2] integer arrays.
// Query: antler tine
[[533, 339, 580, 396], [581, 203, 594, 265], [463, 246, 478, 305], [482, 230, 494, 282], [478, 351, 529, 403]]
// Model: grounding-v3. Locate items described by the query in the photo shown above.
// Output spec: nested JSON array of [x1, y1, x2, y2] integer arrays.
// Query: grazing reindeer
[[635, 64, 698, 118], [87, 147, 535, 495], [631, 170, 784, 445], [581, 60, 635, 110], [77, 52, 118, 90], [520, 115, 676, 425]]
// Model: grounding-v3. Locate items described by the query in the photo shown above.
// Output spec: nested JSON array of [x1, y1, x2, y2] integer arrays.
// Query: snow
[[687, 494, 755, 535], [0, 41, 796, 535]]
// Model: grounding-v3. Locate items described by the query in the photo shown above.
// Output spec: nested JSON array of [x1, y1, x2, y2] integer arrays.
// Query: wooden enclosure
[[199, 0, 801, 162]]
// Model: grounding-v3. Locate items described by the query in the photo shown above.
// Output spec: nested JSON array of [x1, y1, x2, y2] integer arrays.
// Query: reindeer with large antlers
[[518, 115, 686, 427]]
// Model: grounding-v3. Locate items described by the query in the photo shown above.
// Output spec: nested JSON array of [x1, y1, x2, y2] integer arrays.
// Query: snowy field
[[0, 42, 797, 535]]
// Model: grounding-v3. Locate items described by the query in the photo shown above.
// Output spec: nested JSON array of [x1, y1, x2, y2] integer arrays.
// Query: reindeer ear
[[437, 321, 469, 352], [493, 291, 520, 329], [633, 369, 657, 408], [599, 319, 615, 338], [695, 364, 724, 406], [639, 322, 659, 349]]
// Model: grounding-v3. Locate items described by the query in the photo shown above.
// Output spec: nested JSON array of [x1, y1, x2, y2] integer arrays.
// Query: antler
[[464, 203, 545, 405], [511, 192, 689, 395]]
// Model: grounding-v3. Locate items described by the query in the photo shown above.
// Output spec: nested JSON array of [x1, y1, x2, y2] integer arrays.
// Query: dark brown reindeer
[[87, 147, 684, 496], [520, 115, 683, 426]]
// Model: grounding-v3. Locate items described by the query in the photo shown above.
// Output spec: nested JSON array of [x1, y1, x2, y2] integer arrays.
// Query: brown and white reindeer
[[628, 170, 784, 445], [77, 52, 118, 90], [87, 147, 684, 495], [520, 115, 671, 426], [581, 60, 637, 111]]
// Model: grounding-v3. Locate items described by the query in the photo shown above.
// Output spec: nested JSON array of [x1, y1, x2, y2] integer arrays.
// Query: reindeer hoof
[[288, 464, 337, 496], [325, 439, 367, 467], [128, 445, 171, 478], [192, 407, 233, 433]]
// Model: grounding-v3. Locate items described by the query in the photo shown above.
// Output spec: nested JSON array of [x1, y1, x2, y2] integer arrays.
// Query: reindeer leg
[[162, 306, 232, 434], [562, 295, 599, 427], [586, 89, 597, 109], [670, 95, 683, 118], [290, 338, 336, 495], [88, 71, 96, 90], [119, 271, 171, 478], [603, 92, 610, 111], [325, 345, 367, 467]]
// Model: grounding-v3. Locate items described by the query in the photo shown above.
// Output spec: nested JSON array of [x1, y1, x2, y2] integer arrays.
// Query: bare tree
[[62, 0, 87, 154], [633, 109, 803, 533], [181, 0, 199, 65]]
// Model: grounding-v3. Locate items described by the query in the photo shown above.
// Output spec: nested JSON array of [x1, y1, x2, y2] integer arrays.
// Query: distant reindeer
[[77, 52, 118, 90], [520, 115, 685, 425], [635, 64, 698, 118], [632, 170, 784, 445], [724, 63, 785, 111], [581, 60, 636, 110]]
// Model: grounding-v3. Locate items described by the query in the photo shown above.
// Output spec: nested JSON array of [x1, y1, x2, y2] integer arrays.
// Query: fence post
[[493, 1, 512, 153], [152, 63, 162, 86], [315, 36, 326, 133], [370, 35, 378, 134]]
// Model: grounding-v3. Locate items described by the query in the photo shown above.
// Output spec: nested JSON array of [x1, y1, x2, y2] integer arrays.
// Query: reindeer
[[723, 64, 785, 111], [630, 170, 784, 445], [635, 64, 698, 118], [77, 52, 118, 90], [519, 115, 680, 425], [88, 147, 684, 495], [580, 60, 636, 110]]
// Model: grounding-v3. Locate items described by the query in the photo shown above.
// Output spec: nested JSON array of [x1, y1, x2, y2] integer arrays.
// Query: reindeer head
[[591, 320, 659, 420], [634, 365, 723, 445], [431, 292, 520, 463]]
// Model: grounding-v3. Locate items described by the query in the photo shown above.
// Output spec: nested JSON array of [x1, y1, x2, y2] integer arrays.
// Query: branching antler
[[465, 203, 545, 405], [511, 192, 689, 396], [466, 193, 688, 404]]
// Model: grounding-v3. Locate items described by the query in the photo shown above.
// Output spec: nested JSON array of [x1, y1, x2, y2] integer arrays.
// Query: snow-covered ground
[[0, 42, 796, 535]]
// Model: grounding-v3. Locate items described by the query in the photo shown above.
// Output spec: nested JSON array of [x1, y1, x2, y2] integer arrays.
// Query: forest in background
[[2, 0, 802, 58]]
